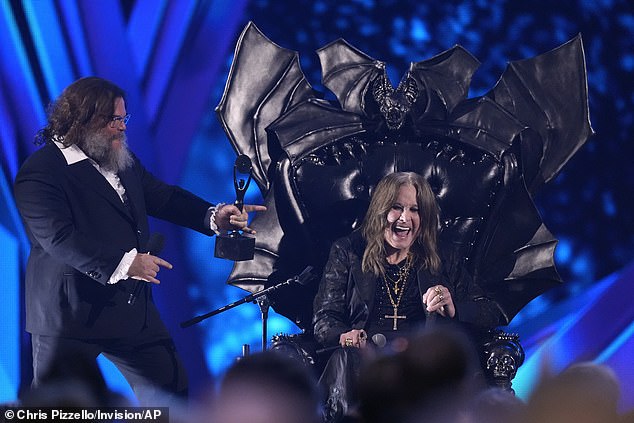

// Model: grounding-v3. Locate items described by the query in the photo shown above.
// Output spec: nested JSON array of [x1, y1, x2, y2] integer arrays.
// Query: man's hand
[[127, 253, 173, 284], [422, 284, 456, 318], [339, 329, 368, 348], [216, 204, 267, 234]]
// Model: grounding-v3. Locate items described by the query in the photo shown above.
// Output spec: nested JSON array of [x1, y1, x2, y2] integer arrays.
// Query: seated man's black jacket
[[313, 230, 505, 347]]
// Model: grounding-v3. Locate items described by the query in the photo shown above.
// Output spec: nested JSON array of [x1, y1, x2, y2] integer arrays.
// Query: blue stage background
[[1, 0, 633, 408]]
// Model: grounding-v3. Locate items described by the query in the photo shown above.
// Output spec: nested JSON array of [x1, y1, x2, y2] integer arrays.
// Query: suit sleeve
[[135, 160, 214, 235]]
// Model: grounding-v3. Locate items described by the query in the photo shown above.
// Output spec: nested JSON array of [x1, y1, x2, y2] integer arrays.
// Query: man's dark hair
[[35, 76, 126, 146]]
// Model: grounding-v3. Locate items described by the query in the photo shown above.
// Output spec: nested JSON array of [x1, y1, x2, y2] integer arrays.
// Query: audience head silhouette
[[206, 351, 321, 423]]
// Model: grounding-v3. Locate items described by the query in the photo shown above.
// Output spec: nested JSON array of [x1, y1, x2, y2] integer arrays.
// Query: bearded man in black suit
[[14, 77, 265, 405]]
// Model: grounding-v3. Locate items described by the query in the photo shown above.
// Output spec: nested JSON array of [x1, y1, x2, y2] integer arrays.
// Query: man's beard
[[80, 129, 133, 173]]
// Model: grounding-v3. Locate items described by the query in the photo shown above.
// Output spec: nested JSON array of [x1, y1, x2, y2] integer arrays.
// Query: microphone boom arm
[[180, 266, 313, 328]]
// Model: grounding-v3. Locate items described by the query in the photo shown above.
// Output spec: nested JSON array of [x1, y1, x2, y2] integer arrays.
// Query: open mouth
[[393, 224, 411, 238]]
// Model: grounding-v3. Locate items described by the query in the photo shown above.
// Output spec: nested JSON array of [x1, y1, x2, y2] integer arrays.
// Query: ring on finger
[[345, 338, 353, 347], [438, 294, 444, 301], [434, 286, 442, 294]]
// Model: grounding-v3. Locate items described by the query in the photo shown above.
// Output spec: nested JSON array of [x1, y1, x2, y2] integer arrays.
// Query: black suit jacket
[[14, 143, 213, 338]]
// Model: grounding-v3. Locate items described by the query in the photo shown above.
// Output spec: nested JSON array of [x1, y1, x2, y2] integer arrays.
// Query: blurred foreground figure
[[206, 351, 321, 423], [524, 362, 621, 423], [357, 328, 484, 423], [465, 386, 526, 423]]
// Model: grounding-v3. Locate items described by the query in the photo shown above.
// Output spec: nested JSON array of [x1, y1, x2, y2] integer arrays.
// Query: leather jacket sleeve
[[313, 236, 357, 346]]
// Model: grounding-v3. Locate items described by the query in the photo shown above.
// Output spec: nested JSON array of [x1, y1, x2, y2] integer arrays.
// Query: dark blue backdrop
[[1, 0, 633, 408]]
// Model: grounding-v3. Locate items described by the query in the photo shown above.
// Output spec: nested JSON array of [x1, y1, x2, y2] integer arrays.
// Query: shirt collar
[[53, 139, 91, 166]]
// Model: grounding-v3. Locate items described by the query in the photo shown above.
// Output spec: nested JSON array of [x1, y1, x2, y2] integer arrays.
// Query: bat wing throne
[[215, 22, 592, 390]]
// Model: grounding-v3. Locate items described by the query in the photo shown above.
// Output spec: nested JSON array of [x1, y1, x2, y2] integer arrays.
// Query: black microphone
[[294, 266, 314, 286], [128, 233, 165, 305]]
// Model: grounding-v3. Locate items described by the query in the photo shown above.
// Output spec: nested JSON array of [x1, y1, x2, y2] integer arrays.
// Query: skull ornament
[[371, 65, 419, 131], [482, 330, 525, 391], [487, 347, 518, 380]]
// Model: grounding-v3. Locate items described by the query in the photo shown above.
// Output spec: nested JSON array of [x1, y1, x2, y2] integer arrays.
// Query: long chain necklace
[[383, 254, 413, 330], [384, 254, 412, 296]]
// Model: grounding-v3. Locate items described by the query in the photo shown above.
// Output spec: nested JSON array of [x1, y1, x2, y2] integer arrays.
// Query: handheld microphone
[[128, 233, 165, 305], [371, 333, 387, 348]]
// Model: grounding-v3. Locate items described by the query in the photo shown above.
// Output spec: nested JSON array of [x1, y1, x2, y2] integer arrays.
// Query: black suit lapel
[[118, 166, 143, 223], [67, 160, 134, 223]]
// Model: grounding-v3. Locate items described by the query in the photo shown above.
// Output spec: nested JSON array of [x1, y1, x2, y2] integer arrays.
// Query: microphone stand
[[255, 295, 270, 351], [180, 267, 313, 351]]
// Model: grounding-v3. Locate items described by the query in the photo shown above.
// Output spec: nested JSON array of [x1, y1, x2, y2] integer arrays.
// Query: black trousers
[[31, 322, 187, 407]]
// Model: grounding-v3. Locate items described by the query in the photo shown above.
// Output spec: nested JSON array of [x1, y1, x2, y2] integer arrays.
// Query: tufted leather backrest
[[289, 135, 504, 273]]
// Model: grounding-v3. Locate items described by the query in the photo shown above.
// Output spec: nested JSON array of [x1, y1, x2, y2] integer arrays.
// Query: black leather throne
[[215, 22, 592, 391]]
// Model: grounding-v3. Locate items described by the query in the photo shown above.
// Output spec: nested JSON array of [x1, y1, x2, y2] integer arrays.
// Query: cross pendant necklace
[[383, 254, 412, 331], [385, 306, 406, 330]]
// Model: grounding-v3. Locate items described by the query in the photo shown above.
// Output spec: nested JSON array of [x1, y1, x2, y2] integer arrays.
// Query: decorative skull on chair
[[216, 22, 592, 391]]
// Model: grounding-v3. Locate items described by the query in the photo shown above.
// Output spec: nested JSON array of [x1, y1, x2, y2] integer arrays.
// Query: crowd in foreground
[[13, 327, 634, 423]]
